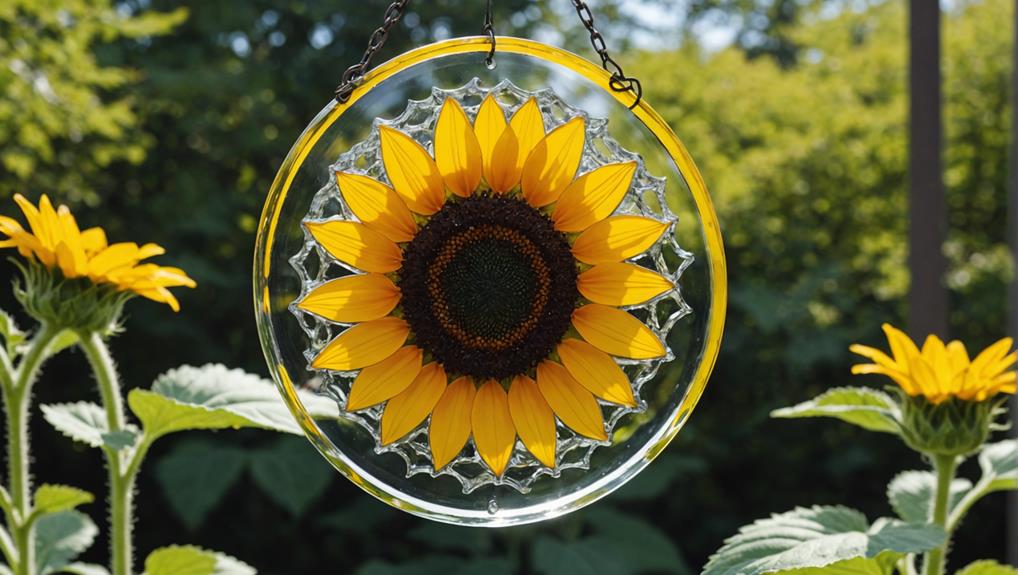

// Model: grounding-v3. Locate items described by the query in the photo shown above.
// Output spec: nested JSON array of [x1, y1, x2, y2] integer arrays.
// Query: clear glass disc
[[254, 37, 726, 526]]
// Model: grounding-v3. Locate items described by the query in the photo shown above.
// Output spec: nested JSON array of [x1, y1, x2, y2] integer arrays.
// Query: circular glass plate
[[254, 37, 726, 526]]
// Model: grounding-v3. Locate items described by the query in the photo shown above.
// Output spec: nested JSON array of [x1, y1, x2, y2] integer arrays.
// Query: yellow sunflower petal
[[336, 172, 417, 243], [971, 337, 1015, 377], [882, 324, 921, 367], [311, 317, 409, 371], [297, 273, 400, 323], [488, 126, 521, 194], [552, 162, 637, 232], [475, 94, 507, 186], [557, 339, 636, 407], [521, 117, 585, 207], [346, 346, 423, 411], [80, 227, 107, 254], [379, 126, 445, 215], [88, 243, 142, 276], [35, 195, 60, 249], [572, 304, 665, 359], [471, 380, 516, 476], [12, 195, 43, 241], [946, 340, 971, 373], [536, 361, 607, 441], [55, 242, 84, 279], [429, 376, 476, 470], [134, 286, 181, 312], [380, 362, 447, 445], [435, 98, 483, 198], [509, 98, 545, 167], [571, 216, 669, 265], [577, 262, 674, 306], [305, 220, 402, 273], [507, 375, 557, 468], [849, 344, 900, 372]]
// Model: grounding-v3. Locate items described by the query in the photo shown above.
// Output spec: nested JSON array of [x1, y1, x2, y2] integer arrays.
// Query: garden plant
[[705, 324, 1017, 575], [0, 194, 337, 575]]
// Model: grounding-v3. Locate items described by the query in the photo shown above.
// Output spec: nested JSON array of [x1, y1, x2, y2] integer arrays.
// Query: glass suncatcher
[[254, 30, 726, 525]]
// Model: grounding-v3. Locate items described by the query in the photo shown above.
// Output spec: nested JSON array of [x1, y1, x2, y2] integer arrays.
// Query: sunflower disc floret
[[293, 83, 687, 489]]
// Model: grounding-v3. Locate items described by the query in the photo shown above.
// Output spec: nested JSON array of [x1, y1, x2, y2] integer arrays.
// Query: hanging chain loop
[[334, 0, 410, 103], [482, 0, 496, 67], [570, 0, 643, 109]]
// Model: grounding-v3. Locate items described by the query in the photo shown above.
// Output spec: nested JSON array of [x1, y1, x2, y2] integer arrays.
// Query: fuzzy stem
[[922, 454, 958, 575], [78, 333, 132, 575], [4, 323, 59, 575]]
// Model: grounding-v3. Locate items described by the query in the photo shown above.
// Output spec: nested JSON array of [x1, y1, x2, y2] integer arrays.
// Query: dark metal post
[[1008, 0, 1018, 565], [908, 0, 948, 339]]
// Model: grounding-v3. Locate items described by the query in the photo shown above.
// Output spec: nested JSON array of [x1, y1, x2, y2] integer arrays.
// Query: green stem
[[3, 323, 59, 575], [78, 333, 132, 575], [922, 454, 958, 575]]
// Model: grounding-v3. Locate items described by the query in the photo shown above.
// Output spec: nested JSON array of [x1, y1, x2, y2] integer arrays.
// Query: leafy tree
[[0, 0, 186, 202]]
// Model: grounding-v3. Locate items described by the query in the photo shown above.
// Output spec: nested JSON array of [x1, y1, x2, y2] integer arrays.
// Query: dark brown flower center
[[399, 195, 578, 380]]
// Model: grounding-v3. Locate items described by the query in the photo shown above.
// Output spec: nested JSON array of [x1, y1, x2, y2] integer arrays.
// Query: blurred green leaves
[[156, 437, 332, 529]]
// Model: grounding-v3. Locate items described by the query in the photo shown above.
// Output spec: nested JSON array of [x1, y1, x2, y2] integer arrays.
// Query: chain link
[[482, 0, 496, 67], [334, 0, 411, 103], [570, 0, 643, 109]]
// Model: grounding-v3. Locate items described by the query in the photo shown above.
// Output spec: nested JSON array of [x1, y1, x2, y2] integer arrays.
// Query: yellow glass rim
[[254, 35, 727, 524]]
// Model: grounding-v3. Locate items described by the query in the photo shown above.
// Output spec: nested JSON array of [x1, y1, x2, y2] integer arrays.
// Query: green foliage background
[[0, 0, 1013, 572]]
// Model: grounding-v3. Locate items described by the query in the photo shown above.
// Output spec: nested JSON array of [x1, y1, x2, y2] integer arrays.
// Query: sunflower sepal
[[12, 259, 130, 336], [893, 387, 1007, 458]]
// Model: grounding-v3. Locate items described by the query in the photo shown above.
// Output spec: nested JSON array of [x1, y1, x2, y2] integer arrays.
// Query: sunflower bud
[[13, 260, 130, 335], [894, 388, 1006, 457]]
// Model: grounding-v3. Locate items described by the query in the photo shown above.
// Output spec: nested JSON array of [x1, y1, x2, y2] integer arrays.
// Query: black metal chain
[[334, 0, 410, 103], [334, 0, 642, 109], [482, 0, 496, 67], [570, 0, 643, 109]]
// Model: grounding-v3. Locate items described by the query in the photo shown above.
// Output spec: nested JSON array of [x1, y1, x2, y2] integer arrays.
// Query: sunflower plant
[[0, 195, 337, 575], [704, 324, 1017, 575]]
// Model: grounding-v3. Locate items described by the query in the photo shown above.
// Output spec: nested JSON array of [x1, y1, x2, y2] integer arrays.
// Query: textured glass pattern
[[287, 79, 695, 494]]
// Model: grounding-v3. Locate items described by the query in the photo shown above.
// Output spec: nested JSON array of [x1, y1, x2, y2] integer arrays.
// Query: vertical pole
[[1008, 0, 1018, 566], [908, 0, 948, 339]]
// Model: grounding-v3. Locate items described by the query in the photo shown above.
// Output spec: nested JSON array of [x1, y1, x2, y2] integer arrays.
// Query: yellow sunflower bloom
[[299, 96, 675, 476], [0, 194, 195, 313], [851, 323, 1017, 404]]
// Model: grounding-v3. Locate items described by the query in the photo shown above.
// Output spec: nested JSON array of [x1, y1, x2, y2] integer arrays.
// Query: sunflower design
[[851, 324, 1016, 404], [0, 194, 195, 311], [295, 87, 681, 480]]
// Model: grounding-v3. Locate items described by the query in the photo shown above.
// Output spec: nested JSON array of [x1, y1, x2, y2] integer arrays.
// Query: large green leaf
[[407, 523, 492, 554], [355, 556, 474, 575], [610, 454, 706, 501], [771, 555, 896, 574], [532, 536, 627, 575], [129, 364, 339, 439], [956, 561, 1018, 575], [34, 511, 98, 575], [248, 437, 332, 518], [702, 506, 945, 575], [155, 440, 248, 530], [143, 545, 254, 575], [771, 387, 901, 434], [977, 440, 1018, 493], [585, 508, 691, 575], [40, 402, 139, 450], [887, 471, 971, 523], [33, 485, 94, 516], [62, 563, 111, 575]]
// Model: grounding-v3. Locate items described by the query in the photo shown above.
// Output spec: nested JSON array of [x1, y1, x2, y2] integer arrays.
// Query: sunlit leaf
[[771, 387, 901, 434]]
